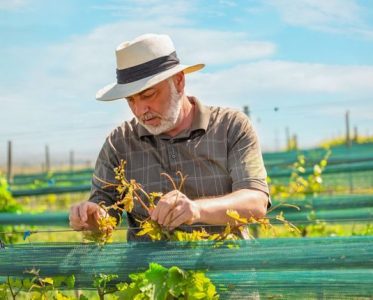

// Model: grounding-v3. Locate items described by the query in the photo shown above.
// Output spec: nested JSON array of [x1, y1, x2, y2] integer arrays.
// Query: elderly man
[[69, 33, 270, 241]]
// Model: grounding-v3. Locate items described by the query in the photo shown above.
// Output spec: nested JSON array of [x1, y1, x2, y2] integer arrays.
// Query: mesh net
[[0, 236, 372, 298]]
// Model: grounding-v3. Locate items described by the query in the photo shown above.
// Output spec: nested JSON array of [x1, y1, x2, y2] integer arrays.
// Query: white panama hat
[[96, 33, 205, 101]]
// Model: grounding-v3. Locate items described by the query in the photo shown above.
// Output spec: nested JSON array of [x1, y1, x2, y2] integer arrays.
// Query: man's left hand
[[150, 190, 201, 230]]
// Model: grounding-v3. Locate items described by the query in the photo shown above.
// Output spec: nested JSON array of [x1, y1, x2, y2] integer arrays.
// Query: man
[[69, 33, 270, 241]]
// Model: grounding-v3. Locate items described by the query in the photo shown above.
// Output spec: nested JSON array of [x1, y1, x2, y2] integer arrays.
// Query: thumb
[[81, 202, 100, 223]]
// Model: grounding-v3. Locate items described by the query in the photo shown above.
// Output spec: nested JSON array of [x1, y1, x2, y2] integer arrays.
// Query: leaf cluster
[[268, 150, 331, 199], [115, 263, 219, 300], [3, 268, 76, 300], [0, 173, 24, 244]]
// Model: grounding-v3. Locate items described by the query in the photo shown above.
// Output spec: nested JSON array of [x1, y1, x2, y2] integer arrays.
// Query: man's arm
[[150, 188, 269, 229]]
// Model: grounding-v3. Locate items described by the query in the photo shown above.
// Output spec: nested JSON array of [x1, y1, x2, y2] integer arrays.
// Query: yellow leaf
[[42, 277, 54, 285], [226, 209, 248, 224]]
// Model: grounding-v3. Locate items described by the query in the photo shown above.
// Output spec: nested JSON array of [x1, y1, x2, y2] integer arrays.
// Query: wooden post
[[285, 127, 290, 151], [45, 145, 50, 172], [7, 140, 12, 183], [345, 111, 351, 147], [353, 126, 358, 142], [293, 134, 298, 150]]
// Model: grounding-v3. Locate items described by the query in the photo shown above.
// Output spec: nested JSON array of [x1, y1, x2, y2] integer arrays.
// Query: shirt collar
[[137, 96, 211, 139]]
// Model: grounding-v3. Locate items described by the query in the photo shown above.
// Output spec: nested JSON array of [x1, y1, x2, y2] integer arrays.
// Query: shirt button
[[171, 154, 176, 159]]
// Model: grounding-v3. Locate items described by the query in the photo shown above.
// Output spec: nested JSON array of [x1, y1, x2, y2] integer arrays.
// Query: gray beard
[[138, 81, 182, 135]]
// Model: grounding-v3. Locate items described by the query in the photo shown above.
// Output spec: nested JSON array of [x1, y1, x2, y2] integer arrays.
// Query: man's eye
[[142, 91, 155, 98]]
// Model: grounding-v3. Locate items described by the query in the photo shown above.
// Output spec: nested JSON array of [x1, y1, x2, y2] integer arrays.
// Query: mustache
[[141, 111, 162, 122]]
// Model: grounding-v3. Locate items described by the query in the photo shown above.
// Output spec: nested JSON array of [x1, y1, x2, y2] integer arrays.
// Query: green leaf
[[52, 276, 65, 288], [115, 282, 142, 300], [145, 263, 168, 300], [187, 271, 219, 300], [22, 278, 33, 289], [0, 284, 8, 299], [166, 266, 186, 297], [65, 275, 75, 289], [8, 277, 23, 289]]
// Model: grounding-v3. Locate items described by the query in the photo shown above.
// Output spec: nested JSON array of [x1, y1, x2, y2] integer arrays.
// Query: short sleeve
[[227, 111, 270, 197]]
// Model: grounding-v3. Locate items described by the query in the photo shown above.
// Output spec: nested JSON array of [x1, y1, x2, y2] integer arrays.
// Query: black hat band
[[116, 51, 180, 84]]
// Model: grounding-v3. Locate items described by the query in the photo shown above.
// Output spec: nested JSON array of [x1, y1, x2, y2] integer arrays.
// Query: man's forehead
[[128, 79, 168, 98]]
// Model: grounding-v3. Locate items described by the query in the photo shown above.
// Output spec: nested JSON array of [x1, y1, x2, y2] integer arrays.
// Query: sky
[[1, 0, 373, 168]]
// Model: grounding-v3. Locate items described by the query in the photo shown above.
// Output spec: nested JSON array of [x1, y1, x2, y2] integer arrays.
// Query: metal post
[[7, 140, 12, 183], [285, 127, 290, 150], [353, 126, 358, 142], [345, 111, 351, 147], [45, 145, 50, 172], [293, 134, 298, 150]]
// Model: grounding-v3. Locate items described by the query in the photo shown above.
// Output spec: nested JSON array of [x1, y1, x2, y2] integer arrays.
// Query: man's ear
[[172, 72, 185, 94]]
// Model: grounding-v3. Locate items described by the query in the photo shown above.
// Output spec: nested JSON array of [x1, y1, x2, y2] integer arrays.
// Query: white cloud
[[188, 60, 373, 104], [266, 0, 373, 38], [0, 0, 28, 11]]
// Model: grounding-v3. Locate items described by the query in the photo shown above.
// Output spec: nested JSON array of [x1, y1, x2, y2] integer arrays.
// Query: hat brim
[[96, 63, 204, 101]]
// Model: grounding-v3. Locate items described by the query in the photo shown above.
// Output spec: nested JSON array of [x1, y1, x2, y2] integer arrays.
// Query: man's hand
[[150, 190, 201, 230], [69, 201, 112, 232]]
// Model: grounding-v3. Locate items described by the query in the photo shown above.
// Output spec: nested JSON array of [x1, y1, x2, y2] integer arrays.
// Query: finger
[[157, 199, 178, 225], [69, 205, 84, 229], [168, 205, 192, 229], [162, 208, 176, 227], [157, 207, 171, 225], [78, 202, 89, 223], [69, 205, 79, 221], [150, 204, 160, 222], [168, 215, 187, 230], [150, 198, 170, 223], [81, 202, 101, 223]]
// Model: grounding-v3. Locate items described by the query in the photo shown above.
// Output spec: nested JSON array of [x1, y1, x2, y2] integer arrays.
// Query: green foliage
[[2, 269, 76, 300], [319, 136, 373, 148], [0, 173, 24, 244], [0, 283, 8, 299], [352, 224, 373, 236], [268, 150, 331, 199], [115, 263, 219, 300], [93, 273, 119, 300], [0, 173, 22, 213]]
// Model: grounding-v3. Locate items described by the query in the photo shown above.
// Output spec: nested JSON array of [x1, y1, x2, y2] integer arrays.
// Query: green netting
[[9, 143, 373, 198], [13, 168, 93, 181], [0, 212, 70, 226], [263, 143, 373, 166], [11, 184, 91, 197], [10, 166, 373, 197], [1, 194, 372, 226], [0, 236, 372, 298], [267, 160, 373, 178]]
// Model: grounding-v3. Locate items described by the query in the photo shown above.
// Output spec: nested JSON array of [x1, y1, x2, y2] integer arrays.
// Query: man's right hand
[[69, 201, 109, 231]]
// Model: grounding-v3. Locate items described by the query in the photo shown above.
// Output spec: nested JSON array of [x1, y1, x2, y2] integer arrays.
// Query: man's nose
[[133, 101, 149, 116]]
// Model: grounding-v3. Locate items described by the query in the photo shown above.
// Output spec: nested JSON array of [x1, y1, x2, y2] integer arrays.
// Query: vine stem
[[7, 277, 16, 300], [133, 189, 151, 215]]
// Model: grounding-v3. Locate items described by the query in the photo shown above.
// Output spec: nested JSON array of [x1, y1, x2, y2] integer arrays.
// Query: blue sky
[[1, 0, 373, 167]]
